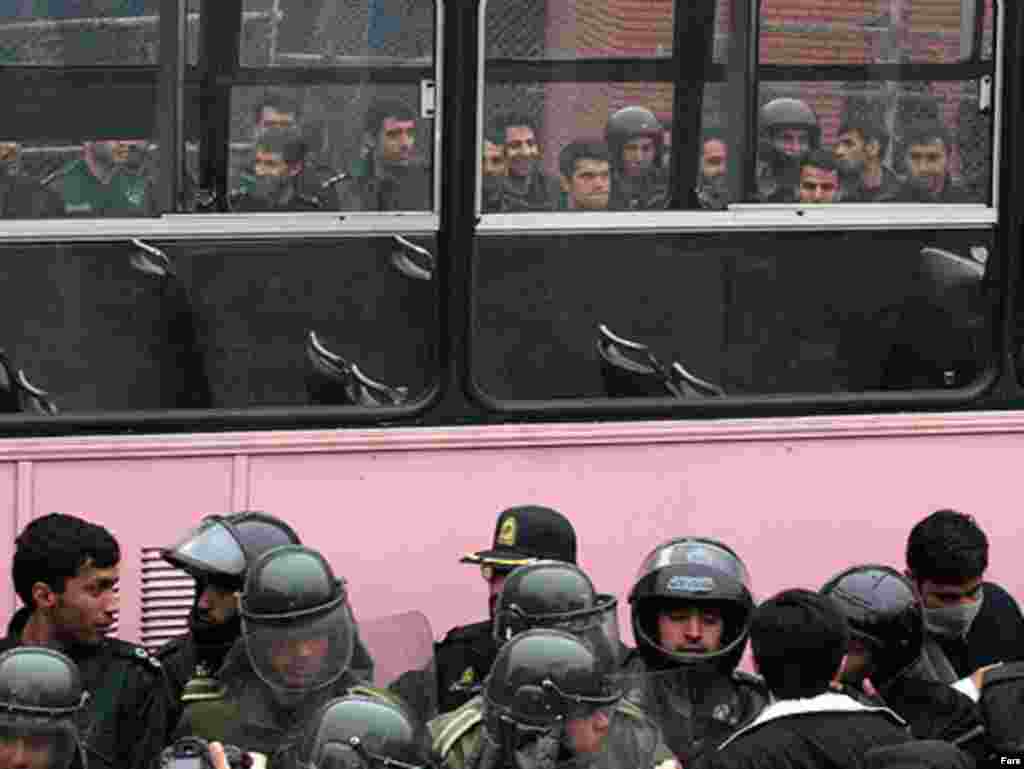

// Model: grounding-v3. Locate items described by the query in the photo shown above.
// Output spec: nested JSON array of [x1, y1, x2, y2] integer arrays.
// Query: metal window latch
[[420, 80, 436, 119], [978, 74, 992, 114]]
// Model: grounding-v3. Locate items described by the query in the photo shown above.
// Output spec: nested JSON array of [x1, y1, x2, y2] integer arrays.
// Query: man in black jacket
[[697, 589, 913, 769], [905, 509, 1024, 682], [2, 513, 170, 769]]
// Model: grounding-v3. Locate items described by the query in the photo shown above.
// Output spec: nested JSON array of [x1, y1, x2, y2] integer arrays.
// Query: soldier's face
[[799, 165, 838, 203], [656, 605, 724, 653], [564, 709, 611, 755], [482, 141, 506, 177], [702, 139, 727, 179], [379, 118, 416, 167], [772, 128, 810, 159], [907, 139, 948, 197], [504, 126, 539, 178], [562, 158, 610, 210], [0, 736, 55, 769], [197, 583, 238, 626], [48, 561, 119, 647], [622, 137, 656, 177], [253, 150, 291, 179], [268, 636, 330, 688]]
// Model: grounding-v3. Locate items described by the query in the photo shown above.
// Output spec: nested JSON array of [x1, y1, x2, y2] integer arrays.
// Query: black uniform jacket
[[695, 691, 911, 769], [926, 582, 1024, 680], [0, 607, 171, 769], [434, 619, 499, 715]]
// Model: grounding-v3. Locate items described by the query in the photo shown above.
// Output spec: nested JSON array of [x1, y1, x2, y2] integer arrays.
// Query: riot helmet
[[162, 511, 301, 589], [605, 107, 664, 173], [0, 648, 87, 769], [821, 564, 923, 685], [296, 695, 431, 769], [759, 98, 820, 166], [240, 545, 355, 702], [484, 629, 621, 733], [629, 537, 754, 672], [493, 561, 620, 670]]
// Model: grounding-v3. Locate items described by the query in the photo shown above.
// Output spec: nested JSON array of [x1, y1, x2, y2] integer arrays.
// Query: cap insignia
[[498, 516, 517, 547]]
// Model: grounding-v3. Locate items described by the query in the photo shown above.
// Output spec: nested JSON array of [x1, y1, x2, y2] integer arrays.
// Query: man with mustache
[[622, 538, 768, 766], [893, 122, 971, 203], [486, 113, 559, 212], [0, 513, 169, 769], [42, 139, 155, 217], [832, 116, 901, 202], [435, 505, 578, 714], [337, 100, 430, 211]]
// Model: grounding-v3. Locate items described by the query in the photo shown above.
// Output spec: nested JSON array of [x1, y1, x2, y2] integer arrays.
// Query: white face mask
[[922, 586, 984, 639]]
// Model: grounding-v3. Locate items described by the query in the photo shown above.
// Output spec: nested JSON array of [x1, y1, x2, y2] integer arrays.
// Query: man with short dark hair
[[833, 116, 901, 202], [1, 513, 169, 769], [485, 113, 559, 212], [338, 99, 430, 211], [434, 505, 578, 714], [894, 122, 971, 203], [797, 150, 840, 203], [558, 141, 611, 211], [230, 127, 323, 211], [43, 140, 155, 217], [906, 509, 1024, 681], [697, 132, 729, 210], [698, 589, 914, 769]]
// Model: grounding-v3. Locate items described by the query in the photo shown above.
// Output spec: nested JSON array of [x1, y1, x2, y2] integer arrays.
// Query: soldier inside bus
[[892, 120, 972, 203], [756, 97, 820, 202], [797, 150, 840, 204], [558, 140, 611, 211], [833, 116, 901, 202], [230, 127, 323, 212], [42, 139, 155, 217], [0, 141, 64, 218]]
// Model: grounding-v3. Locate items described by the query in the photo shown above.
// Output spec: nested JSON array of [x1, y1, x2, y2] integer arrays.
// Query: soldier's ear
[[31, 580, 58, 610]]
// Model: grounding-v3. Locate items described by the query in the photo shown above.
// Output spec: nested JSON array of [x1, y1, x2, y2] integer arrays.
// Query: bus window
[[756, 0, 995, 206], [0, 2, 160, 219]]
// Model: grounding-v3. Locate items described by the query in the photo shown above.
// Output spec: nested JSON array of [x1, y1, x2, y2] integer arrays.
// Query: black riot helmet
[[493, 561, 621, 670], [484, 629, 622, 731], [605, 106, 664, 171], [0, 647, 88, 769], [240, 545, 355, 701], [297, 695, 431, 769], [162, 511, 301, 589], [629, 537, 754, 673], [821, 564, 923, 685], [759, 98, 820, 156]]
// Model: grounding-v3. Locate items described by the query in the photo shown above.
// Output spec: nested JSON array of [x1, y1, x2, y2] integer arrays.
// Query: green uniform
[[43, 158, 154, 217], [429, 695, 672, 769]]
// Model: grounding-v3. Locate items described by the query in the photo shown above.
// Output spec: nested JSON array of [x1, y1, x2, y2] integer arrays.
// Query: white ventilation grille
[[140, 548, 195, 651]]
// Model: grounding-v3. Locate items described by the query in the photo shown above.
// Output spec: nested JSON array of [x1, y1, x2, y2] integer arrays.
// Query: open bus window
[[755, 0, 995, 206], [0, 2, 160, 219]]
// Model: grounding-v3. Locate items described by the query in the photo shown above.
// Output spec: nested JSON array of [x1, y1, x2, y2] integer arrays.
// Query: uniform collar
[[716, 691, 905, 750]]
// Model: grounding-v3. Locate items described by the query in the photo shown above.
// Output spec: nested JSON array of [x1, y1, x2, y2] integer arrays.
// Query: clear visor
[[163, 517, 247, 581], [243, 603, 354, 697], [495, 595, 621, 669], [636, 540, 751, 589], [358, 610, 438, 723], [0, 718, 79, 769], [500, 676, 622, 730]]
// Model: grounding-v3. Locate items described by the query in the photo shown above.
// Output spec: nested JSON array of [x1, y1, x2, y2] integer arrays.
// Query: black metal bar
[[211, 65, 432, 86], [668, 0, 717, 208], [198, 0, 242, 205], [157, 0, 186, 212]]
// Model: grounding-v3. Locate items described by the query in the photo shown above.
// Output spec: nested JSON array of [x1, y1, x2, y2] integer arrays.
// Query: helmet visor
[[635, 540, 751, 589], [243, 602, 354, 697], [495, 594, 621, 670], [162, 516, 247, 582], [0, 717, 79, 769]]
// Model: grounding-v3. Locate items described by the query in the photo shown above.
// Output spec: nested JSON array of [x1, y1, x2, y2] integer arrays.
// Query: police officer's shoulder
[[731, 669, 768, 692], [347, 683, 404, 707], [107, 637, 164, 674], [155, 633, 189, 660], [614, 696, 653, 724], [430, 696, 483, 759], [438, 620, 493, 648]]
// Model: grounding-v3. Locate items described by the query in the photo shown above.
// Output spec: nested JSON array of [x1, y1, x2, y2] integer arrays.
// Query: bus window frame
[[474, 0, 1003, 229]]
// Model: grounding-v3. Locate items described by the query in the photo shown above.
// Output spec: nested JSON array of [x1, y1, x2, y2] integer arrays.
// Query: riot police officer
[[294, 695, 433, 769], [756, 98, 820, 202], [3, 513, 169, 769], [172, 545, 395, 769], [430, 629, 658, 769], [436, 505, 578, 714], [622, 537, 768, 765], [432, 561, 671, 769], [821, 564, 986, 753], [605, 106, 667, 210], [158, 512, 302, 731], [0, 647, 87, 769]]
